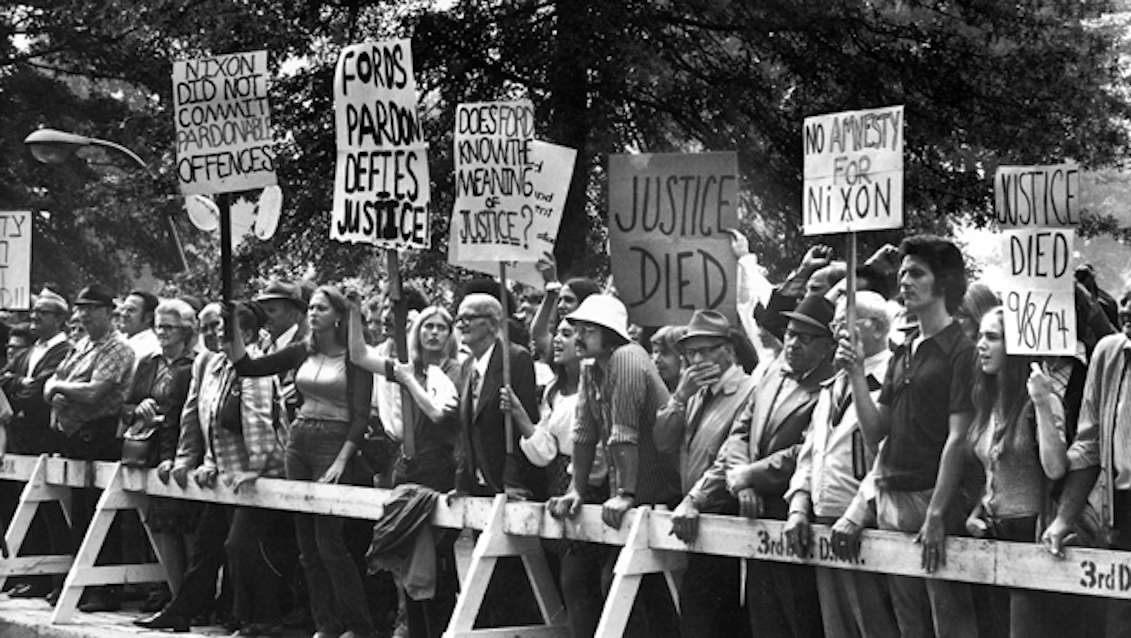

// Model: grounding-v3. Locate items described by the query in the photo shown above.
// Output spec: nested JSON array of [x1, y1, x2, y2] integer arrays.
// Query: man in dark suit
[[453, 292, 543, 628], [454, 292, 542, 499], [0, 288, 74, 598], [697, 295, 837, 638]]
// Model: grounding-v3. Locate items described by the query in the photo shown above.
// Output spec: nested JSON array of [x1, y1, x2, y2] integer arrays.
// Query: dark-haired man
[[119, 290, 160, 362], [832, 235, 977, 638]]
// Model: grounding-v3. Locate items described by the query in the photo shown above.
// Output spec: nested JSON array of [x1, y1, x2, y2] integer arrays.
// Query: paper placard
[[993, 164, 1080, 228], [608, 152, 739, 325], [450, 141, 576, 286], [1001, 228, 1076, 355], [803, 105, 903, 235], [0, 212, 30, 311], [173, 51, 277, 196], [331, 39, 430, 249]]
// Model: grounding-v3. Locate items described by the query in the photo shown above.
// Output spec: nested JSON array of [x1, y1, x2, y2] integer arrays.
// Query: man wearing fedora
[[0, 288, 73, 599], [699, 294, 837, 638], [655, 309, 757, 638], [45, 284, 136, 612], [552, 293, 681, 638]]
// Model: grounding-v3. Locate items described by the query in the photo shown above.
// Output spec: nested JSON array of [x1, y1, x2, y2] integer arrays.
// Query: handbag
[[121, 417, 160, 468]]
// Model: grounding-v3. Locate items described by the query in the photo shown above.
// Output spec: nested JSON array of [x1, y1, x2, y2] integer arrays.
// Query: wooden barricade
[[0, 455, 74, 590], [3, 454, 1131, 637]]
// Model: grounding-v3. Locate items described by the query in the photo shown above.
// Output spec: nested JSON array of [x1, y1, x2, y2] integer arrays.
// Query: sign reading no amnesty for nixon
[[995, 163, 1080, 356], [608, 152, 739, 325], [803, 105, 903, 235], [173, 50, 277, 196], [331, 39, 431, 249]]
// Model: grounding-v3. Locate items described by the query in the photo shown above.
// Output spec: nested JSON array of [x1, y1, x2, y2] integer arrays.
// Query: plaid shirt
[[51, 330, 134, 436], [175, 349, 284, 477]]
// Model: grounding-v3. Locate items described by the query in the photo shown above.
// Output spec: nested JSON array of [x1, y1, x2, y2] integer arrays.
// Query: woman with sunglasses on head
[[965, 306, 1076, 638], [230, 285, 376, 638]]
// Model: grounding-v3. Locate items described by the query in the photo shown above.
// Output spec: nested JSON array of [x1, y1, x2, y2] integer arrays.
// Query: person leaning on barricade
[[136, 301, 287, 635], [229, 285, 376, 638], [655, 309, 757, 638], [0, 288, 72, 600], [550, 293, 682, 638], [783, 292, 900, 638], [828, 235, 980, 638], [44, 283, 135, 612]]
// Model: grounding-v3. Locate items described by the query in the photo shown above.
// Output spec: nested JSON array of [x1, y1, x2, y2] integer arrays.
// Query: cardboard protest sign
[[452, 101, 539, 263], [331, 39, 430, 249], [608, 152, 739, 325], [994, 164, 1080, 228], [803, 105, 903, 235], [0, 212, 30, 310], [449, 141, 576, 287], [1001, 229, 1076, 355], [173, 51, 277, 196]]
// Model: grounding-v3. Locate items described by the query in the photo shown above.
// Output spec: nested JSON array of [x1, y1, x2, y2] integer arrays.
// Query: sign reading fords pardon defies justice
[[608, 152, 739, 325], [173, 51, 277, 196], [803, 105, 903, 235], [331, 39, 430, 249]]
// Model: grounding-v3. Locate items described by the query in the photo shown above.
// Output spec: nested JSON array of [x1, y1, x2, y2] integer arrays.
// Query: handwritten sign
[[331, 40, 430, 249], [449, 141, 576, 286], [1001, 229, 1075, 355], [994, 164, 1079, 228], [452, 101, 538, 262], [608, 152, 739, 325], [0, 212, 30, 310], [803, 105, 903, 235], [173, 51, 277, 196]]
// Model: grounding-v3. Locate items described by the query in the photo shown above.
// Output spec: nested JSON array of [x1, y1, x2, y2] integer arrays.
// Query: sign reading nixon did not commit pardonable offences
[[332, 39, 430, 249], [995, 163, 1080, 356], [173, 50, 277, 196], [803, 105, 903, 235], [452, 100, 539, 263], [609, 152, 739, 325]]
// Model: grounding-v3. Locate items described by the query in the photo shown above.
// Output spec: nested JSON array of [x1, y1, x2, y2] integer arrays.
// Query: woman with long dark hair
[[966, 306, 1072, 637], [231, 285, 375, 638]]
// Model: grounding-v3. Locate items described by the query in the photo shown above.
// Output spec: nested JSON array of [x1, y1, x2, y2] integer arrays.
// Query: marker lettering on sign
[[614, 174, 735, 237]]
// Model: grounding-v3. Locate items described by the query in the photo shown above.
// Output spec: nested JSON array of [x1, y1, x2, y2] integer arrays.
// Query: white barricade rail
[[0, 454, 1128, 638]]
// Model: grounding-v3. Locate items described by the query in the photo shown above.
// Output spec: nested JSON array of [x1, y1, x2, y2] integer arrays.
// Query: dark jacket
[[0, 337, 72, 445], [121, 351, 194, 465]]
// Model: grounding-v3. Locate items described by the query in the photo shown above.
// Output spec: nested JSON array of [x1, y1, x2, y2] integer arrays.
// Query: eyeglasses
[[456, 313, 491, 324], [155, 323, 182, 332], [683, 342, 727, 359], [784, 329, 826, 345]]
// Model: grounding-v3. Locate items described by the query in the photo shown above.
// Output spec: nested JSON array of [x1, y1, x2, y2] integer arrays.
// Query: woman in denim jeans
[[231, 286, 375, 638]]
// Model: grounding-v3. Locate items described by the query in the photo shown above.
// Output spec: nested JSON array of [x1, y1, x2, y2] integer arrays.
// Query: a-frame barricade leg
[[51, 463, 170, 624], [594, 507, 687, 638], [0, 454, 74, 590], [445, 493, 569, 638]]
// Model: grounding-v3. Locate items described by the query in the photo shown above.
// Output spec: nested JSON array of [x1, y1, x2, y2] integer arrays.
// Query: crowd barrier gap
[[0, 454, 1125, 637]]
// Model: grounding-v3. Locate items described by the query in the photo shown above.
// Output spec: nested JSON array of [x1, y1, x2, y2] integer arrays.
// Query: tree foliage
[[1, 0, 1128, 299]]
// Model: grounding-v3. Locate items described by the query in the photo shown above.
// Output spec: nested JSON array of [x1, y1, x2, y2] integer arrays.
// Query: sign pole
[[499, 262, 514, 455], [846, 233, 857, 345], [386, 249, 416, 459]]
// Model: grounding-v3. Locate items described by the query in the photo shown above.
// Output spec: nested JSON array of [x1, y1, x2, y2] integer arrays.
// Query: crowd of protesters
[[0, 231, 1129, 638]]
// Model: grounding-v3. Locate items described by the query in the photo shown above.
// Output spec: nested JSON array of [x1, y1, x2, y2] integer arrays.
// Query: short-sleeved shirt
[[574, 342, 680, 506], [51, 330, 135, 436], [875, 320, 974, 492]]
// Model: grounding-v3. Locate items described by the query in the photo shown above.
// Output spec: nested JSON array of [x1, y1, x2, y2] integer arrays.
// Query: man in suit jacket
[[0, 289, 73, 598], [454, 292, 541, 499], [696, 295, 837, 638]]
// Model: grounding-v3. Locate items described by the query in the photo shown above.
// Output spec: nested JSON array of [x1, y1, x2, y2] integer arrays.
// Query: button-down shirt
[[51, 330, 134, 436], [786, 350, 891, 518], [28, 332, 67, 376]]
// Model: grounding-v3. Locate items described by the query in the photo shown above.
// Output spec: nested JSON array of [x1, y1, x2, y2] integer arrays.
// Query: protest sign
[[994, 163, 1080, 228], [173, 51, 277, 196], [1001, 228, 1076, 356], [0, 212, 30, 310], [450, 141, 576, 287], [331, 39, 430, 249], [608, 152, 739, 325], [452, 101, 539, 263], [803, 105, 903, 235]]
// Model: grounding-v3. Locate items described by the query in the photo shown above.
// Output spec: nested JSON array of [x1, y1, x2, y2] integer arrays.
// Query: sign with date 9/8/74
[[1001, 228, 1075, 356]]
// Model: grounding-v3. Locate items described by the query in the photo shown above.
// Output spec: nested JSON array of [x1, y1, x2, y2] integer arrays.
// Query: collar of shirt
[[473, 341, 496, 379], [263, 323, 299, 353], [34, 331, 68, 352], [709, 363, 743, 395], [897, 320, 966, 360]]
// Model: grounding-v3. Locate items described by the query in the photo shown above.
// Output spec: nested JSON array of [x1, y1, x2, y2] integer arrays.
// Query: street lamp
[[23, 127, 188, 271]]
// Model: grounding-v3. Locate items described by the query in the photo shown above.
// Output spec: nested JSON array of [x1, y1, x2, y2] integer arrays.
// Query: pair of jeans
[[286, 418, 373, 636], [227, 506, 288, 625], [875, 487, 977, 638]]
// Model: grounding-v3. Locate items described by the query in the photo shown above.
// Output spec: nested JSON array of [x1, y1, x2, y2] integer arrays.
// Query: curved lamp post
[[23, 127, 188, 271]]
